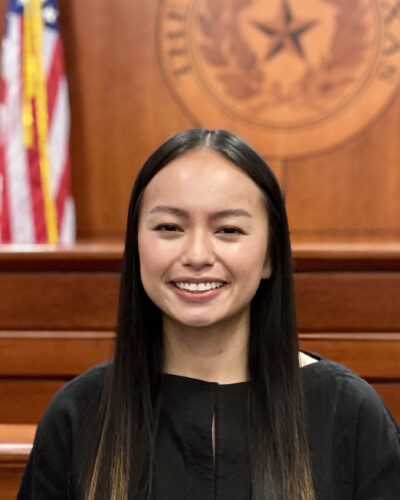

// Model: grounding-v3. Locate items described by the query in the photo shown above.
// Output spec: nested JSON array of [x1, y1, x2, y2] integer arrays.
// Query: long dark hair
[[86, 129, 314, 500]]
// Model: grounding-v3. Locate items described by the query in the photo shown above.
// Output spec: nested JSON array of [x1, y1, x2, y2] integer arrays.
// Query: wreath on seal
[[196, 0, 371, 112]]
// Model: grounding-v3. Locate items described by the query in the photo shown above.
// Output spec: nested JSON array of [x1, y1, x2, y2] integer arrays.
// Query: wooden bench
[[0, 425, 35, 500]]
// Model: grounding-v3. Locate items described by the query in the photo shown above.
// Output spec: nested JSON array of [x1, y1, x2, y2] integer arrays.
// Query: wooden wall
[[0, 0, 398, 242]]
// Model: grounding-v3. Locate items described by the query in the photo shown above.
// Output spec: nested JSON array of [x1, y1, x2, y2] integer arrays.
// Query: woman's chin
[[164, 312, 222, 330]]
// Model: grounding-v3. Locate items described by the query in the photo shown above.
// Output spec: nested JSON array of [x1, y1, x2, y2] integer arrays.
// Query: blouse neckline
[[163, 351, 323, 387]]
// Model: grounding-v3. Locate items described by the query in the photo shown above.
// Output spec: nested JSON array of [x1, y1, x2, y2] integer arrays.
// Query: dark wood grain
[[0, 332, 114, 376], [0, 380, 67, 424], [295, 272, 400, 332], [372, 384, 400, 425], [1, 270, 399, 332], [0, 273, 120, 330], [0, 467, 25, 500]]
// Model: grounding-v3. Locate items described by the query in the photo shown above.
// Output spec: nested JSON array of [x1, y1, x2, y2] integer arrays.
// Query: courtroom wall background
[[0, 0, 399, 242]]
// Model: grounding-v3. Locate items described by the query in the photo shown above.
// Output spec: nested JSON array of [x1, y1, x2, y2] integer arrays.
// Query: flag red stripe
[[19, 17, 47, 242], [19, 16, 48, 243], [27, 100, 48, 242], [56, 155, 70, 231], [46, 37, 63, 124]]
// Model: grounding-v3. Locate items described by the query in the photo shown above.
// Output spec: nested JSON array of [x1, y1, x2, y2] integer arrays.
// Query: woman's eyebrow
[[149, 205, 188, 217], [209, 208, 252, 220], [148, 205, 252, 219]]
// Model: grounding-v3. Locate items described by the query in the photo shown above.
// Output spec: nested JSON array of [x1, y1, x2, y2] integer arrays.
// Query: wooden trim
[[0, 241, 399, 271], [0, 241, 124, 259], [299, 333, 400, 379], [300, 332, 400, 341], [0, 331, 116, 340], [0, 425, 35, 463], [0, 242, 124, 271]]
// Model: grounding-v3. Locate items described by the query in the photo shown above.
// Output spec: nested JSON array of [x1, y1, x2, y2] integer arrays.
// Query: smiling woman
[[17, 130, 400, 500]]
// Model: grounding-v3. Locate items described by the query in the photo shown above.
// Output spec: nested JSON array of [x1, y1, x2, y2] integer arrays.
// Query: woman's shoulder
[[39, 362, 110, 431], [302, 355, 386, 407], [303, 355, 400, 496], [302, 354, 399, 437]]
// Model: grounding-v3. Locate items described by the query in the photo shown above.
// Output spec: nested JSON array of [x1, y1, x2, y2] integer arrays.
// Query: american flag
[[0, 0, 75, 244]]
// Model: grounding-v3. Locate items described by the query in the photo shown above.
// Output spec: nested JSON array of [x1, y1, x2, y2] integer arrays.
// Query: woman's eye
[[155, 224, 181, 232], [218, 227, 244, 235]]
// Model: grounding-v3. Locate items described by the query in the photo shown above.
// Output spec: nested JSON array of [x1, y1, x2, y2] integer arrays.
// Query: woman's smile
[[169, 279, 228, 303]]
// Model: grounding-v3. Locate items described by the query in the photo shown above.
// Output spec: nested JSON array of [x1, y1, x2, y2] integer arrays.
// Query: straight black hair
[[86, 129, 314, 500]]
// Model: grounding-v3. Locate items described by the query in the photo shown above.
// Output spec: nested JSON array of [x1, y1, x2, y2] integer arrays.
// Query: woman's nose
[[180, 230, 215, 269]]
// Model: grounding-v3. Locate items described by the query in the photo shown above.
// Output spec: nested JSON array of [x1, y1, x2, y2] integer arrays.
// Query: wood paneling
[[295, 272, 400, 332], [373, 384, 400, 423], [0, 1, 398, 243], [0, 380, 67, 424], [286, 91, 400, 242], [0, 467, 25, 500], [0, 332, 114, 376], [299, 333, 400, 379], [0, 272, 119, 330], [2, 270, 399, 332]]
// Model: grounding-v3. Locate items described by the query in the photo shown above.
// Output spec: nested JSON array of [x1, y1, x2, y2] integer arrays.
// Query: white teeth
[[174, 281, 224, 292]]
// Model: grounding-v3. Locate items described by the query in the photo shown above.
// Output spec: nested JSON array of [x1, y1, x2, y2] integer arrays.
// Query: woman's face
[[137, 149, 271, 331]]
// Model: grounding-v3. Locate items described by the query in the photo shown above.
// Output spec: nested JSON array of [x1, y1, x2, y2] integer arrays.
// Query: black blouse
[[154, 375, 250, 499], [18, 356, 400, 499]]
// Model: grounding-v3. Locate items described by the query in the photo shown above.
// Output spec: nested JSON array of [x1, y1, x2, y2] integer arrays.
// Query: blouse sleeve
[[354, 382, 400, 499], [17, 419, 72, 499], [16, 364, 105, 499]]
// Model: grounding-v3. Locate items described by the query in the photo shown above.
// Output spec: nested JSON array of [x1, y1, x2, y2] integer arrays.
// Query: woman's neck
[[162, 315, 249, 384]]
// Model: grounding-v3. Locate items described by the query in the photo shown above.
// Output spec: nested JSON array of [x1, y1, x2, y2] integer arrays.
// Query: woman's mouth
[[173, 281, 225, 293], [170, 281, 227, 302]]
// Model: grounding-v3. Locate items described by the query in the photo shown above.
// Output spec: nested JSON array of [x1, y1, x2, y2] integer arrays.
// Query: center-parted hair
[[85, 129, 314, 500]]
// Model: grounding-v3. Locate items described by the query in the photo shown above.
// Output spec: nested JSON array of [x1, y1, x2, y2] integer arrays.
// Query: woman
[[18, 129, 400, 499]]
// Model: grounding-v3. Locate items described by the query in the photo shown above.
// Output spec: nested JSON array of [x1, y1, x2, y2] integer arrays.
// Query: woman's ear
[[261, 258, 272, 279]]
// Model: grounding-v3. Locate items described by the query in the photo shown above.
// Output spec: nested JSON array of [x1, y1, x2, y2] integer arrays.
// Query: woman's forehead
[[140, 150, 266, 213]]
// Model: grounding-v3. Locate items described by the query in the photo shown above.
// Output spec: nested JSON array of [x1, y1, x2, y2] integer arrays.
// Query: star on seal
[[252, 0, 318, 61]]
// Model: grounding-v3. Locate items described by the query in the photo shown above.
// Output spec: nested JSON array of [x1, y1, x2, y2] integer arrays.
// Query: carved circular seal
[[157, 0, 400, 159]]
